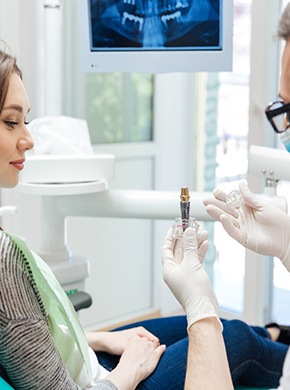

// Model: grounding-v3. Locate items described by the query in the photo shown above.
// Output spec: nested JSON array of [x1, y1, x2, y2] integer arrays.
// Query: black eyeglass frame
[[265, 100, 290, 133]]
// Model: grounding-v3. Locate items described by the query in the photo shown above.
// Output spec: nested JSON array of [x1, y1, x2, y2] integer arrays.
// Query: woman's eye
[[5, 121, 18, 128]]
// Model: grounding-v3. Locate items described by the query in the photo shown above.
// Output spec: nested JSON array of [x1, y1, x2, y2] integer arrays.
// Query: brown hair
[[278, 3, 290, 40], [0, 46, 22, 113]]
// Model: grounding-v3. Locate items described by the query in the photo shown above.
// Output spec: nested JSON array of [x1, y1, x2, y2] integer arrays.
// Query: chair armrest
[[0, 377, 14, 389], [67, 291, 92, 312]]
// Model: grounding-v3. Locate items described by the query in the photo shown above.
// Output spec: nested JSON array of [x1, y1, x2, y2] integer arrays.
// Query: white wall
[[0, 0, 45, 246], [0, 0, 46, 118]]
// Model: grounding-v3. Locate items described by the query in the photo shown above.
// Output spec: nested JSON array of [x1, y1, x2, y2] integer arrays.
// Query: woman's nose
[[18, 127, 34, 151]]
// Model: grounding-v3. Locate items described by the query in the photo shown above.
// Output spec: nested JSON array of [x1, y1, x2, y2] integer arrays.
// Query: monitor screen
[[78, 0, 233, 73]]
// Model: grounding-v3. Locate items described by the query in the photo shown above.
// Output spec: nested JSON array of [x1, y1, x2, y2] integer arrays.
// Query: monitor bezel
[[78, 0, 233, 73]]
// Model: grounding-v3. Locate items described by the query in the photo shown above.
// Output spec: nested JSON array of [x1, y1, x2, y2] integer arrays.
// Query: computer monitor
[[78, 0, 233, 73]]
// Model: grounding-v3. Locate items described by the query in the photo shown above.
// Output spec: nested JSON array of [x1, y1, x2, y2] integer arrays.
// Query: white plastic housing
[[248, 145, 290, 182], [20, 154, 115, 184]]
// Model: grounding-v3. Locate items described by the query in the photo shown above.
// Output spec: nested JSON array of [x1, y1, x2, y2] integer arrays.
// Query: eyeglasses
[[265, 100, 290, 133]]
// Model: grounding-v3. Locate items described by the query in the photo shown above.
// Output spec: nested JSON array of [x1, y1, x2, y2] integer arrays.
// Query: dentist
[[203, 3, 290, 388]]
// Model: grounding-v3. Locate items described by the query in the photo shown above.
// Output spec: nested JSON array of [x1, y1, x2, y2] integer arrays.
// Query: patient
[[0, 46, 289, 389], [0, 46, 165, 390]]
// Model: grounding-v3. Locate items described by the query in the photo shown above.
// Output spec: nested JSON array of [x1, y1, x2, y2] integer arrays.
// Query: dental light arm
[[18, 183, 212, 265], [56, 189, 211, 221], [17, 144, 290, 287]]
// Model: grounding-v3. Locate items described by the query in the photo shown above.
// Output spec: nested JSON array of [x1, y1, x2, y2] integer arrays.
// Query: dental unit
[[14, 143, 290, 293], [18, 160, 211, 291]]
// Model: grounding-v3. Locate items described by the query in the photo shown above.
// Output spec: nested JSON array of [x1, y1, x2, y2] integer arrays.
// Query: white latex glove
[[162, 227, 222, 330], [172, 229, 209, 265], [203, 181, 290, 272]]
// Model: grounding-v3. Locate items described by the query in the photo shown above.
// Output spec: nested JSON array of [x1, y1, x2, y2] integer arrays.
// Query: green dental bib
[[8, 233, 95, 387]]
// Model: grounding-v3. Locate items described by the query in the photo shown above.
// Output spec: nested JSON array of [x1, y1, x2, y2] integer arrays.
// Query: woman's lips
[[10, 160, 25, 171]]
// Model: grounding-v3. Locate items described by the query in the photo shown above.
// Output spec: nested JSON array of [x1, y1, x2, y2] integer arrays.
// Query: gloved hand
[[171, 229, 209, 265], [203, 181, 290, 271], [162, 227, 222, 330]]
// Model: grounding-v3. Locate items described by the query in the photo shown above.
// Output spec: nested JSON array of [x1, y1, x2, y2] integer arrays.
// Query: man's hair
[[278, 2, 290, 39]]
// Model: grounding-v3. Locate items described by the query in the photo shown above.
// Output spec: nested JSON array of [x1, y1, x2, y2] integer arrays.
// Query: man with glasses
[[266, 100, 290, 154], [204, 2, 290, 388], [265, 3, 290, 153], [265, 100, 290, 140]]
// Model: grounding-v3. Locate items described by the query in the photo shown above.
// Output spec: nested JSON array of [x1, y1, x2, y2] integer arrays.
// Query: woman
[[0, 47, 288, 390], [0, 48, 167, 390]]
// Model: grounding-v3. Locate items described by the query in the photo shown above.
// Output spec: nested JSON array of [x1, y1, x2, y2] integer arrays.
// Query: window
[[85, 73, 154, 144], [213, 0, 252, 314]]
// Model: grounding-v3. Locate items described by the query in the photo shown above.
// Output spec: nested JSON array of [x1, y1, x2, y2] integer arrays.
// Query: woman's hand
[[86, 327, 161, 356], [106, 335, 166, 390]]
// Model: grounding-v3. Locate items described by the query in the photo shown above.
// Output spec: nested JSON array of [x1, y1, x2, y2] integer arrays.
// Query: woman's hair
[[278, 3, 290, 40], [0, 45, 22, 112]]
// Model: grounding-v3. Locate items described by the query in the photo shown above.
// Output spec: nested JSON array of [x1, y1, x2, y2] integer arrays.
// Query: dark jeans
[[96, 316, 288, 389]]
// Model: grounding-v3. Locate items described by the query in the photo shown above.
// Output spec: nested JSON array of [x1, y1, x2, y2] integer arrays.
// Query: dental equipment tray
[[19, 154, 115, 184]]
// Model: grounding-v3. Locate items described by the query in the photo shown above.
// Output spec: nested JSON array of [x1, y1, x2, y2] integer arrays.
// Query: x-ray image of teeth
[[89, 0, 221, 49]]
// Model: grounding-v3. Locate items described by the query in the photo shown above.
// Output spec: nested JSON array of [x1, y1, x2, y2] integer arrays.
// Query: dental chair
[[67, 290, 92, 311], [0, 378, 13, 389]]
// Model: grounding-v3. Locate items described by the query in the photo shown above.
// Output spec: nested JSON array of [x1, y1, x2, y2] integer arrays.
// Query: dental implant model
[[172, 187, 199, 238], [180, 187, 190, 224], [226, 190, 243, 210]]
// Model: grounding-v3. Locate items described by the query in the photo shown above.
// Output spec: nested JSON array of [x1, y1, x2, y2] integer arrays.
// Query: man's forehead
[[280, 39, 290, 102], [282, 39, 290, 64]]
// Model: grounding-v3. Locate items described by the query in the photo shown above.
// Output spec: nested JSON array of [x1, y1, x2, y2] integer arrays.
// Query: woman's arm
[[0, 233, 112, 389], [86, 327, 161, 355], [86, 329, 165, 390], [104, 335, 165, 390], [0, 233, 165, 390]]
